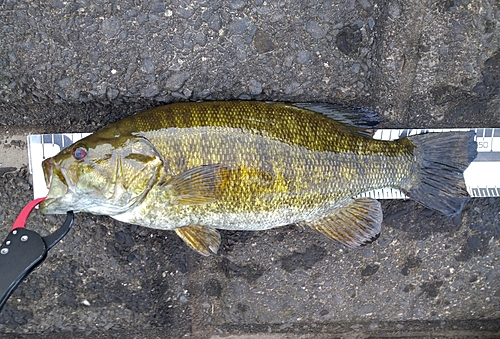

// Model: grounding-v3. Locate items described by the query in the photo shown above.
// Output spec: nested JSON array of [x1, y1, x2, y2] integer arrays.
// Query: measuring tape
[[28, 128, 500, 200]]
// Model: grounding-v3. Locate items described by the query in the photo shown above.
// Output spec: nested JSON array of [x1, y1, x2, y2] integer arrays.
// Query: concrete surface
[[0, 0, 499, 338]]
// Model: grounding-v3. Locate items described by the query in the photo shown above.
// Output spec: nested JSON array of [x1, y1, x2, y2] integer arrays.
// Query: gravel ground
[[0, 0, 499, 338]]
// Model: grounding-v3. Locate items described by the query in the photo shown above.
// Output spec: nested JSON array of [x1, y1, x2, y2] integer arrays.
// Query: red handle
[[10, 197, 47, 231]]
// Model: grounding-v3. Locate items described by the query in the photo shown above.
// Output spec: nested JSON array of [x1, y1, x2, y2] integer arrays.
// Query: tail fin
[[404, 131, 477, 216]]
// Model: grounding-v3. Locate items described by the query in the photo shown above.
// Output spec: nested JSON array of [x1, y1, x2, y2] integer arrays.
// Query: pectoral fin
[[175, 225, 221, 256], [166, 164, 231, 205], [303, 198, 383, 248]]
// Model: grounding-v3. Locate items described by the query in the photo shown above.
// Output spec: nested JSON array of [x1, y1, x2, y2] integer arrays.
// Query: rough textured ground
[[0, 0, 499, 338]]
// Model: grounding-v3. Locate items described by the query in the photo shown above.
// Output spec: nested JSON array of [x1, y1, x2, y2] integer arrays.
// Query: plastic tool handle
[[0, 228, 47, 310], [0, 210, 74, 311], [0, 192, 74, 312]]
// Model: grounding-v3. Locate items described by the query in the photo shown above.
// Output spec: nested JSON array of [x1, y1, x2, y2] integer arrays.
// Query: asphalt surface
[[1, 0, 499, 338]]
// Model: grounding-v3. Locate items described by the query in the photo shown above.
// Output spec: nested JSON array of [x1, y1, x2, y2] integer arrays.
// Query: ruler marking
[[490, 129, 495, 153], [474, 153, 500, 162], [41, 134, 45, 159]]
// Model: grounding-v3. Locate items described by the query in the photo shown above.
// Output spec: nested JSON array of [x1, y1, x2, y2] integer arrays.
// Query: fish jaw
[[39, 157, 75, 214], [39, 194, 75, 214], [39, 157, 121, 215], [42, 157, 54, 190], [42, 157, 74, 192]]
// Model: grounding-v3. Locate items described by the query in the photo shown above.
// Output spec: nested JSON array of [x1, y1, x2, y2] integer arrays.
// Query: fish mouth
[[42, 158, 70, 199], [39, 162, 71, 214], [42, 158, 54, 190]]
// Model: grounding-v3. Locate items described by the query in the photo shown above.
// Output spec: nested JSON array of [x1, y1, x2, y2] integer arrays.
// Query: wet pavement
[[0, 0, 499, 338]]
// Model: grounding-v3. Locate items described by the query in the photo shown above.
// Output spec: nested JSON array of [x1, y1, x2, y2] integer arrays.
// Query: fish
[[39, 101, 477, 255]]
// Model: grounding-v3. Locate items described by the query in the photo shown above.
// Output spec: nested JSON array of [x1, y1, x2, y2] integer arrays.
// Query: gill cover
[[100, 137, 163, 211]]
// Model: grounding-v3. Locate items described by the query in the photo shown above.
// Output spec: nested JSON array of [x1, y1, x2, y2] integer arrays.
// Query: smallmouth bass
[[40, 101, 477, 255]]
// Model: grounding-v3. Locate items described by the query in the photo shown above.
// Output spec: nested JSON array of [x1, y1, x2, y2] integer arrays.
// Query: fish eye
[[72, 146, 88, 160]]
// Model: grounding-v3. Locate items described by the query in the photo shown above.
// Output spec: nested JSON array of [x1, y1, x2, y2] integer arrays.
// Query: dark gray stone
[[306, 20, 325, 39], [208, 13, 222, 31], [228, 1, 246, 10], [165, 72, 190, 92], [151, 1, 166, 13], [101, 16, 121, 38], [176, 7, 194, 19], [106, 87, 119, 101], [336, 24, 362, 56], [142, 58, 155, 74], [253, 29, 276, 53], [229, 17, 251, 35], [140, 85, 160, 98], [248, 79, 262, 95], [296, 50, 311, 64], [56, 77, 72, 89], [358, 0, 373, 11]]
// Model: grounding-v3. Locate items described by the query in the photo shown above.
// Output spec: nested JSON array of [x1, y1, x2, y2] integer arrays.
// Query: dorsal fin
[[292, 103, 380, 137]]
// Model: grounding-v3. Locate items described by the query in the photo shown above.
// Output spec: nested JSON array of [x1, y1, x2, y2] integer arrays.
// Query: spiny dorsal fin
[[292, 103, 380, 137], [302, 198, 382, 248], [175, 225, 221, 256]]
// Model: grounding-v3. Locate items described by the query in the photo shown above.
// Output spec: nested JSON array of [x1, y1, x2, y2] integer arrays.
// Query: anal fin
[[175, 225, 221, 256], [303, 198, 383, 248]]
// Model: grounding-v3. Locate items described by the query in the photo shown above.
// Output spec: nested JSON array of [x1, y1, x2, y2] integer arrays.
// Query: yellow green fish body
[[40, 101, 476, 255]]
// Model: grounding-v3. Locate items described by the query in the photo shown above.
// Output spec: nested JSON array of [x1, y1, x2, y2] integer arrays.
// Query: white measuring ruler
[[27, 128, 500, 200]]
